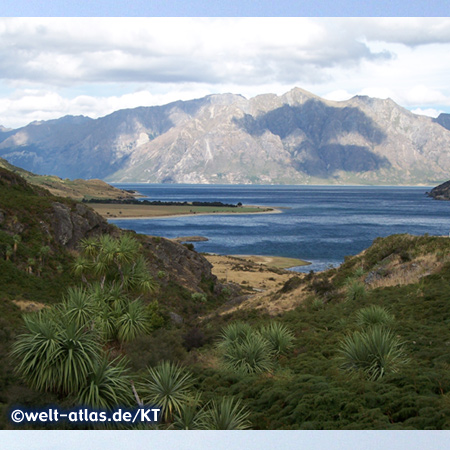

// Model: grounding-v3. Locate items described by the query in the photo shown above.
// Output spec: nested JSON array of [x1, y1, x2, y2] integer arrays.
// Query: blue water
[[109, 184, 450, 272]]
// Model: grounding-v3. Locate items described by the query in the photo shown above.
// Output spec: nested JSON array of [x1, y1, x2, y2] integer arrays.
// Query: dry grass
[[366, 254, 443, 289], [12, 300, 47, 312], [203, 254, 309, 316]]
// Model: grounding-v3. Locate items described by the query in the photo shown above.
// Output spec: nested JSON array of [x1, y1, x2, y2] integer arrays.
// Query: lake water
[[109, 184, 450, 272]]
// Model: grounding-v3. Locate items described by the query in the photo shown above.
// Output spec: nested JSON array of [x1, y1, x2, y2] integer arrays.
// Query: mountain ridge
[[1, 88, 450, 185]]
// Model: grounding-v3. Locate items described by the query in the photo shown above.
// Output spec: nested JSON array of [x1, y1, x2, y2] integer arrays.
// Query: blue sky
[[1, 0, 449, 17]]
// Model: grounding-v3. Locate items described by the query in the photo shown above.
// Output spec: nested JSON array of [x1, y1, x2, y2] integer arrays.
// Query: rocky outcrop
[[427, 179, 450, 200], [50, 202, 111, 247], [143, 236, 217, 293], [1, 88, 450, 185]]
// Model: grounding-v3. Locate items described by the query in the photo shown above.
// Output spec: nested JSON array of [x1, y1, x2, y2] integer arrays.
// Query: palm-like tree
[[11, 312, 62, 392], [121, 255, 158, 294], [12, 234, 21, 254], [143, 361, 194, 422], [172, 393, 206, 430], [62, 286, 96, 328], [216, 321, 253, 351], [11, 310, 101, 394], [72, 255, 92, 284], [355, 305, 395, 328], [117, 299, 151, 343], [221, 333, 274, 374], [77, 355, 132, 409], [54, 319, 102, 394]]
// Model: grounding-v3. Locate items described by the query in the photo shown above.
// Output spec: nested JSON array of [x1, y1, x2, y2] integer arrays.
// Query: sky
[[2, 0, 449, 17], [2, 16, 450, 128]]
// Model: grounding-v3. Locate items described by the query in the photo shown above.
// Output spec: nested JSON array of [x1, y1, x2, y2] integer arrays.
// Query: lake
[[109, 184, 450, 272]]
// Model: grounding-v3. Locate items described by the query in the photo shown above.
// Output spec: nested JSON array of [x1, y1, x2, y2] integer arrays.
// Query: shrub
[[260, 322, 295, 355], [142, 361, 194, 422], [356, 305, 395, 328], [345, 280, 367, 302], [338, 325, 408, 380], [221, 332, 274, 374], [200, 397, 251, 430]]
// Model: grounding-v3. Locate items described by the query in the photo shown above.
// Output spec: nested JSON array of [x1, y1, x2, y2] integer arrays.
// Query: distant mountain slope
[[1, 88, 450, 185], [434, 113, 450, 131]]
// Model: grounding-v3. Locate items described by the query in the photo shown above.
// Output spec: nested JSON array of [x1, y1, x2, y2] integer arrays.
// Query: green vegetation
[[1, 166, 450, 429]]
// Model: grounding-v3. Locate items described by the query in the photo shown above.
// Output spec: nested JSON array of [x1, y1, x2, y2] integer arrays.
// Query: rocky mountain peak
[[0, 88, 449, 185]]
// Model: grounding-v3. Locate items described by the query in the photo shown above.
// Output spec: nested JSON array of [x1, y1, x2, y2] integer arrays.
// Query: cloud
[[1, 18, 450, 128], [0, 18, 392, 87], [410, 108, 443, 118]]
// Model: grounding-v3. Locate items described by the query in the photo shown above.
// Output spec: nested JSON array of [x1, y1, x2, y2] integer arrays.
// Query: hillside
[[0, 167, 225, 428], [0, 157, 136, 201], [1, 166, 449, 430], [1, 89, 450, 185]]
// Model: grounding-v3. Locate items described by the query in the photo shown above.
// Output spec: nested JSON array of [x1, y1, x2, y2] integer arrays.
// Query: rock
[[50, 201, 111, 247], [169, 312, 183, 324]]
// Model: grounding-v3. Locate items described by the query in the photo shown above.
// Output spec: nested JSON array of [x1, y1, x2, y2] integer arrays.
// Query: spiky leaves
[[143, 361, 194, 422], [260, 322, 295, 356], [338, 325, 408, 381], [117, 300, 151, 343], [63, 286, 96, 328], [222, 333, 274, 375], [356, 305, 395, 328], [77, 356, 132, 409], [217, 321, 295, 374], [172, 393, 206, 430], [201, 397, 251, 430], [11, 310, 101, 394], [75, 234, 157, 294]]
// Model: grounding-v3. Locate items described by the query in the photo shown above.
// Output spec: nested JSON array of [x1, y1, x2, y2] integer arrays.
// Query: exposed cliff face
[[1, 88, 450, 185], [143, 236, 217, 294]]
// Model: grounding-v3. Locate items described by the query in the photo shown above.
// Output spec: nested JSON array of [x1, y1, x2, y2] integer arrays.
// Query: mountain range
[[1, 88, 450, 185]]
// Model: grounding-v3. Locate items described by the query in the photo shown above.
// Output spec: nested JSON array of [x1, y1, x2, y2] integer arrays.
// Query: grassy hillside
[[0, 167, 225, 429], [0, 157, 135, 201]]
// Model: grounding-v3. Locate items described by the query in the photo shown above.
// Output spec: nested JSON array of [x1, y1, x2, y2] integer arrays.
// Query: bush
[[345, 280, 367, 302], [338, 325, 409, 381], [260, 322, 295, 355], [356, 305, 395, 328]]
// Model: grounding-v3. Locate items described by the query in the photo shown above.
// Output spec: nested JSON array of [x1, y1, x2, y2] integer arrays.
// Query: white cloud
[[410, 108, 443, 118]]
